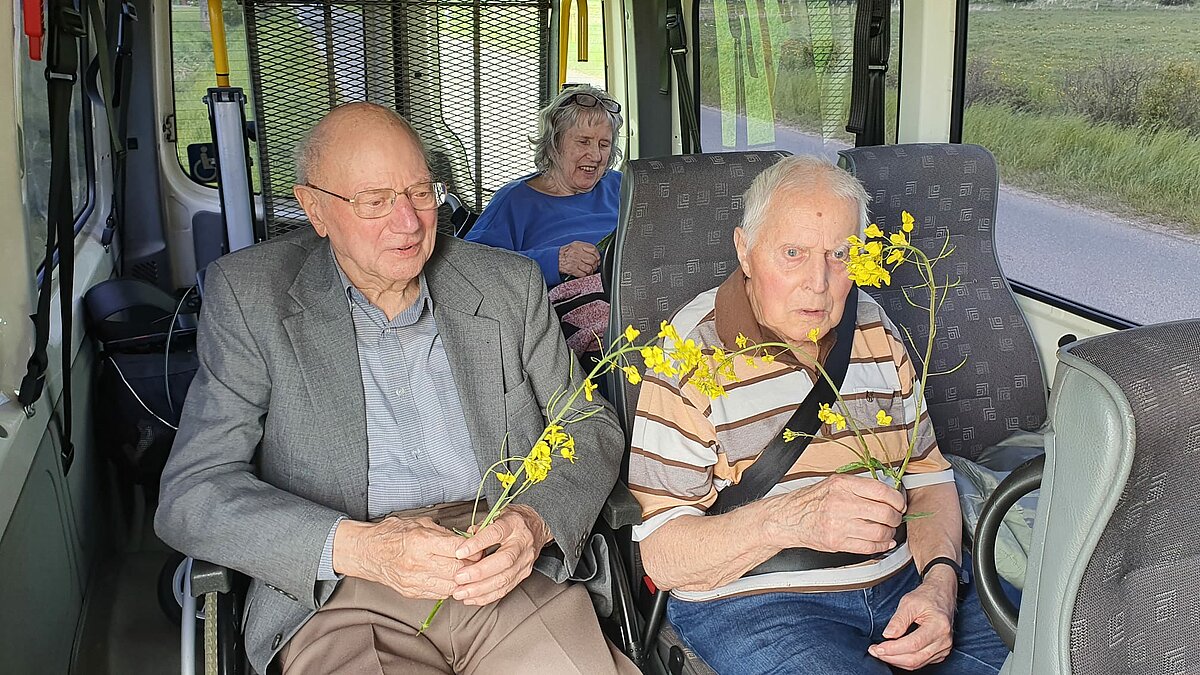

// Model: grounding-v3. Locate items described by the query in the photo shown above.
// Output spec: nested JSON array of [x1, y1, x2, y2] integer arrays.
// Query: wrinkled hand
[[451, 505, 552, 606], [768, 474, 906, 555], [868, 567, 959, 670], [559, 241, 601, 278], [333, 516, 480, 600]]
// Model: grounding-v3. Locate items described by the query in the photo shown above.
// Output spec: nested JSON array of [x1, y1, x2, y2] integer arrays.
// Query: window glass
[[169, 0, 259, 189], [563, 0, 607, 89], [698, 0, 899, 158], [963, 0, 1200, 325], [21, 34, 91, 276]]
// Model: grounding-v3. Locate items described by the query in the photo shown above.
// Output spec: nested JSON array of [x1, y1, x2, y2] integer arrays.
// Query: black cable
[[164, 286, 196, 418]]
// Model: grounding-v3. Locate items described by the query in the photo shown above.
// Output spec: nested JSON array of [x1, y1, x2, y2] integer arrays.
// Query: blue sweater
[[466, 171, 621, 287]]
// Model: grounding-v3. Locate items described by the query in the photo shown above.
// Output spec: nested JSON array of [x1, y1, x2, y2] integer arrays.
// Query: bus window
[[20, 30, 91, 276], [697, 0, 899, 156], [169, 0, 258, 188], [962, 0, 1200, 325], [562, 0, 607, 89]]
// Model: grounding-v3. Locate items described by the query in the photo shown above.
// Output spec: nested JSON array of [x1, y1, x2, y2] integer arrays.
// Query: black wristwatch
[[920, 556, 970, 594]]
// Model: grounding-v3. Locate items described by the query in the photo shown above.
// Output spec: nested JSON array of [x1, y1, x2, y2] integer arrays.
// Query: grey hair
[[294, 102, 425, 185], [531, 84, 624, 173], [739, 155, 871, 247]]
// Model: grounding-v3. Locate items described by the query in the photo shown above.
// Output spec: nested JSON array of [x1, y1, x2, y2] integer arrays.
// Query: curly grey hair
[[532, 84, 624, 174], [739, 155, 871, 247]]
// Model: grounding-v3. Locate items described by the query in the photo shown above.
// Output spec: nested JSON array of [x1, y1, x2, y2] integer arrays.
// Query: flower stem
[[417, 598, 445, 636]]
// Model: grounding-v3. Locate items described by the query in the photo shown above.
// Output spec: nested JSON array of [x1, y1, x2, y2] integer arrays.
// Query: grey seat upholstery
[[838, 144, 1048, 462], [606, 151, 791, 675], [1003, 320, 1200, 674]]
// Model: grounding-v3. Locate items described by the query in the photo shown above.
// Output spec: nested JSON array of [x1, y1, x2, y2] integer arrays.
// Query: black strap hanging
[[846, 0, 889, 146], [664, 0, 702, 154], [19, 0, 85, 474]]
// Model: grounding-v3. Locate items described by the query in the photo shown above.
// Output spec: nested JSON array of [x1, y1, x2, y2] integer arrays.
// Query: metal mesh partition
[[243, 0, 553, 238]]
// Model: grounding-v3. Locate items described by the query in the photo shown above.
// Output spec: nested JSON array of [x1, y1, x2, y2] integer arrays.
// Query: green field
[[698, 0, 1200, 231], [964, 2, 1200, 231]]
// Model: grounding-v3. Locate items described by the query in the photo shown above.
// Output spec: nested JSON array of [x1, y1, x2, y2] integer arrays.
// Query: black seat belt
[[709, 289, 876, 575], [86, 0, 136, 272], [664, 0, 701, 153], [846, 0, 889, 147], [18, 0, 85, 474]]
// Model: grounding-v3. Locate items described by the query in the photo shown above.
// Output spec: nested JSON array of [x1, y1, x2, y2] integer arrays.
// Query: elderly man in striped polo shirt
[[628, 156, 1010, 674]]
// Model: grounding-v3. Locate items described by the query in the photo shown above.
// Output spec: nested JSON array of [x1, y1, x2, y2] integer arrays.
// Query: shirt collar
[[333, 257, 433, 327], [713, 266, 837, 371]]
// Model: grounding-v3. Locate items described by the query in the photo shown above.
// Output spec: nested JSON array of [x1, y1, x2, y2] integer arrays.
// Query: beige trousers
[[278, 504, 638, 675]]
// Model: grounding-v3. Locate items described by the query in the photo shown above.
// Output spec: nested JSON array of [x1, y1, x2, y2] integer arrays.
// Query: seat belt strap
[[846, 0, 888, 146], [665, 0, 701, 153], [19, 0, 84, 474], [709, 288, 859, 515]]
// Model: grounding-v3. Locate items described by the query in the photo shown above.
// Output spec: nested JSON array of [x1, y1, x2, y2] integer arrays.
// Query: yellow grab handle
[[558, 0, 589, 90], [208, 0, 231, 87]]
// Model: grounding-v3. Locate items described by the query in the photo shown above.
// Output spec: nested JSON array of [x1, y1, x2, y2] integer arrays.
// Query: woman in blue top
[[467, 85, 623, 287]]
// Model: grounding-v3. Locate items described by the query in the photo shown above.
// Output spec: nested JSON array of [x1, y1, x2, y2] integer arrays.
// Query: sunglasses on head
[[563, 92, 621, 114]]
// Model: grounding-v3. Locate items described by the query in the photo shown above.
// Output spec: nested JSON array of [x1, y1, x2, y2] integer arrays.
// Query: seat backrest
[[604, 151, 791, 430], [1008, 320, 1200, 674], [839, 144, 1048, 460]]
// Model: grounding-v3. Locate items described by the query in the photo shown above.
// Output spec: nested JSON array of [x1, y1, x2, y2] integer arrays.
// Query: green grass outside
[[963, 103, 1200, 231], [965, 2, 1200, 231], [697, 0, 1200, 232]]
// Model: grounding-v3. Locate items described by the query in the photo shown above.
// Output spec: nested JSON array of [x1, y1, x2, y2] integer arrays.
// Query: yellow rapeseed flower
[[889, 232, 908, 247], [524, 454, 551, 483], [886, 249, 905, 265], [673, 338, 704, 371], [762, 352, 776, 364], [735, 333, 749, 349], [807, 328, 820, 343], [622, 365, 642, 385], [624, 326, 641, 343], [559, 446, 576, 463], [658, 321, 681, 343], [496, 471, 517, 489], [876, 410, 893, 426], [582, 378, 598, 402], [864, 223, 884, 239], [782, 428, 801, 442], [901, 210, 915, 233], [818, 403, 847, 431]]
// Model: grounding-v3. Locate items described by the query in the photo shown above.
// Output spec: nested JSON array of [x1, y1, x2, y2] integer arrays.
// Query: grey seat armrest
[[603, 483, 642, 529], [190, 559, 238, 597]]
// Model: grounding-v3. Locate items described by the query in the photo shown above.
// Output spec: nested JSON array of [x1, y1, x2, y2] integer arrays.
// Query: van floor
[[72, 525, 196, 673]]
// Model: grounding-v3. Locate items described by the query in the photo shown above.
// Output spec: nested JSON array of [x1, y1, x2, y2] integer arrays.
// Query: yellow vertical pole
[[577, 0, 588, 63], [558, 0, 571, 90], [559, 0, 590, 90], [208, 0, 231, 87]]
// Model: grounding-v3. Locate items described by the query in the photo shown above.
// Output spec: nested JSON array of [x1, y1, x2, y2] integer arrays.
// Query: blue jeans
[[667, 554, 1014, 675]]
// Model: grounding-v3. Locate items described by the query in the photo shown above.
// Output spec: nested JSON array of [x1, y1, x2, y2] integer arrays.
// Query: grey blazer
[[154, 229, 624, 674]]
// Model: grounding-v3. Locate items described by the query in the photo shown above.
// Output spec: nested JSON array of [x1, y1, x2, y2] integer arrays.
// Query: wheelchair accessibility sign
[[187, 143, 219, 184]]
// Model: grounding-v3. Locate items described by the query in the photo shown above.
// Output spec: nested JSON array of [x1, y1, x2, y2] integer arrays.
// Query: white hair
[[739, 155, 871, 247], [531, 84, 624, 173]]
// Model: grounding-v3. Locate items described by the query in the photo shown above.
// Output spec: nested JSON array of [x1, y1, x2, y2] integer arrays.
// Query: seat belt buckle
[[54, 5, 86, 37]]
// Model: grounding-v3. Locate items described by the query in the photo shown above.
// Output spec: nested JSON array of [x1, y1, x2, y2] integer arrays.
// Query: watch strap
[[920, 556, 967, 584]]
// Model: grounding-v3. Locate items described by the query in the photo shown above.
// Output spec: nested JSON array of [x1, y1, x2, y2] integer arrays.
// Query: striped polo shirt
[[629, 268, 952, 601]]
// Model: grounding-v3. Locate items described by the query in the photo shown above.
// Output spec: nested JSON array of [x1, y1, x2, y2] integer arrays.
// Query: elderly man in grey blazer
[[155, 103, 635, 675]]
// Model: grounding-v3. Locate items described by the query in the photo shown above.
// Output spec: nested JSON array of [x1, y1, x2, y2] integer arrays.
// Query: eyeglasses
[[563, 92, 621, 114], [304, 181, 448, 219]]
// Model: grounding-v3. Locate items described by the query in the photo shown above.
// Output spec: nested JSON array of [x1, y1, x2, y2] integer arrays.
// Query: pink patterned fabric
[[548, 273, 609, 358]]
